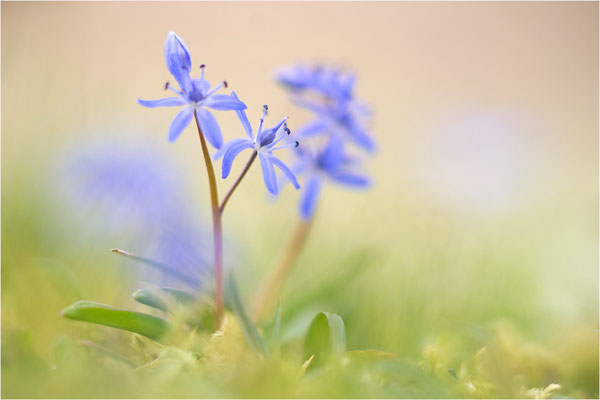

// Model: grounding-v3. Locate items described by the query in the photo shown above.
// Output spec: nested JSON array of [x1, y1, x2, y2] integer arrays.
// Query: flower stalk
[[251, 218, 313, 322], [220, 152, 257, 214], [194, 110, 224, 327]]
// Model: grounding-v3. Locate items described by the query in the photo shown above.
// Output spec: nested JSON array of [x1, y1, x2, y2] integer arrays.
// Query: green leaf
[[304, 311, 346, 369], [132, 287, 195, 312], [224, 274, 268, 356], [281, 250, 372, 342], [111, 248, 198, 287], [61, 301, 171, 342]]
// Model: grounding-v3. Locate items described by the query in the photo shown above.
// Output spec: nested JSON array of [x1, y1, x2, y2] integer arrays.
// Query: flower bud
[[164, 32, 192, 92]]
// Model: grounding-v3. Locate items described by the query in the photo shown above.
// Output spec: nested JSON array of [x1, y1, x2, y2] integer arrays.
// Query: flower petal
[[231, 91, 253, 139], [213, 137, 250, 160], [164, 32, 192, 72], [192, 78, 210, 94], [137, 97, 187, 108], [168, 107, 194, 142], [295, 119, 327, 139], [165, 32, 193, 93], [204, 94, 247, 111], [259, 153, 278, 195], [290, 96, 326, 115], [299, 177, 322, 220], [269, 155, 300, 189], [260, 117, 288, 147], [348, 122, 376, 152], [329, 171, 370, 187], [196, 109, 223, 149], [220, 139, 253, 178], [320, 136, 346, 171]]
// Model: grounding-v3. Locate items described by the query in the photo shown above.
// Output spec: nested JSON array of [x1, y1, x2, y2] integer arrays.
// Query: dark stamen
[[285, 127, 291, 135], [295, 141, 299, 147], [223, 81, 228, 88], [200, 64, 206, 69], [164, 81, 170, 90], [263, 105, 269, 111]]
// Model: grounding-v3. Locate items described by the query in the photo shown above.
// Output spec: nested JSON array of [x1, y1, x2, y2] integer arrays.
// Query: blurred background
[[2, 2, 598, 398]]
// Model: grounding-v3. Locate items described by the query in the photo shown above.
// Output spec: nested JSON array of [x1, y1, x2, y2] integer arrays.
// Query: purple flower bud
[[164, 32, 192, 76]]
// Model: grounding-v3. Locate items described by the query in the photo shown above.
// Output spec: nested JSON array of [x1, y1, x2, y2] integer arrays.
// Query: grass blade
[[111, 248, 199, 287]]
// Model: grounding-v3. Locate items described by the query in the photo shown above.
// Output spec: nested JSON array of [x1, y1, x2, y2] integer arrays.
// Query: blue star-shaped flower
[[137, 32, 247, 147], [215, 92, 300, 195]]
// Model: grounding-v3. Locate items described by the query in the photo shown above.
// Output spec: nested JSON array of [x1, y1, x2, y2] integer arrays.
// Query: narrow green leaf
[[111, 248, 199, 287], [224, 274, 268, 356], [61, 301, 171, 342], [132, 287, 195, 311], [304, 311, 346, 369]]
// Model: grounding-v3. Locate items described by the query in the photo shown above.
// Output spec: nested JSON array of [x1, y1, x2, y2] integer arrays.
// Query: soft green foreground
[[1, 168, 598, 399]]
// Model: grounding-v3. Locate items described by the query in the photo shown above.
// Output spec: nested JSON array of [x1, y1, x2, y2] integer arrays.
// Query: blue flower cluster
[[276, 64, 374, 219], [138, 32, 300, 196], [138, 33, 373, 220]]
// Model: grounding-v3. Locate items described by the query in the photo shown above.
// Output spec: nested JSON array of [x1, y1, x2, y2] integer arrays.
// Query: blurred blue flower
[[276, 64, 375, 152], [276, 64, 354, 101], [62, 137, 211, 288], [152, 215, 212, 285], [137, 32, 247, 147], [67, 141, 178, 221], [292, 136, 370, 220], [276, 63, 375, 219], [215, 93, 300, 195]]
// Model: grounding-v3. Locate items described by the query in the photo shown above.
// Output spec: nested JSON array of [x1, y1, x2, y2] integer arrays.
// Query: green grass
[[1, 168, 598, 399]]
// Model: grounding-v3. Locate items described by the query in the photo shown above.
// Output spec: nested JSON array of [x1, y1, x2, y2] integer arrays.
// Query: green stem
[[193, 110, 224, 328], [220, 151, 257, 215]]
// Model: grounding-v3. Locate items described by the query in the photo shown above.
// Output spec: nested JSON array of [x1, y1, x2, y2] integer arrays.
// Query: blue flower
[[276, 64, 375, 152], [291, 136, 370, 219], [59, 136, 212, 287], [214, 92, 301, 195], [64, 140, 179, 221], [276, 64, 354, 102], [137, 32, 247, 148]]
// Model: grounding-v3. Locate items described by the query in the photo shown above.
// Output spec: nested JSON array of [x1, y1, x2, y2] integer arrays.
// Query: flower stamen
[[204, 81, 227, 98]]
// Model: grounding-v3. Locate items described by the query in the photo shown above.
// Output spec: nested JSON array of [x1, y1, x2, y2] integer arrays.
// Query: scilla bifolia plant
[[61, 32, 374, 376]]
